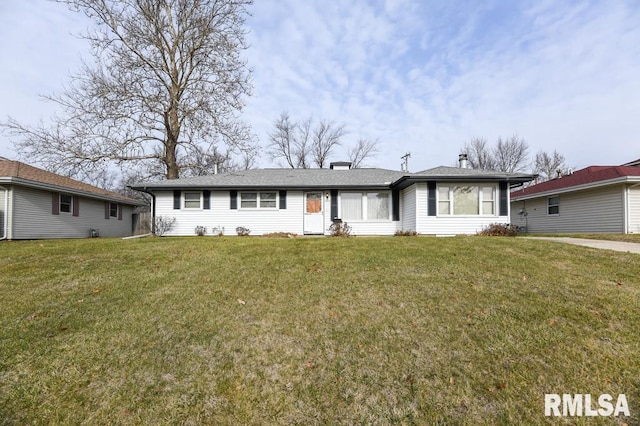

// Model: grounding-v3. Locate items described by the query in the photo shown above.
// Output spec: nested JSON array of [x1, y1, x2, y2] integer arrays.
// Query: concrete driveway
[[526, 237, 640, 255]]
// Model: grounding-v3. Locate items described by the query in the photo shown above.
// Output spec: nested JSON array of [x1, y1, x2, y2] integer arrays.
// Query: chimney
[[458, 153, 469, 169], [330, 162, 352, 170]]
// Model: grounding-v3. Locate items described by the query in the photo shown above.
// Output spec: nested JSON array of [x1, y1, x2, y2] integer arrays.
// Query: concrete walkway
[[526, 237, 640, 255]]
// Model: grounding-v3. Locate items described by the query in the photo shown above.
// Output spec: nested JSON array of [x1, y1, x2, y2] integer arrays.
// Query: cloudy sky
[[1, 0, 639, 173]]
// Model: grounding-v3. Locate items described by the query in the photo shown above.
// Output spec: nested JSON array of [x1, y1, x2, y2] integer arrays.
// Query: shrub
[[263, 232, 298, 238], [328, 221, 352, 237], [394, 230, 418, 236], [153, 216, 176, 236], [194, 226, 207, 236], [236, 226, 251, 236], [477, 223, 519, 237]]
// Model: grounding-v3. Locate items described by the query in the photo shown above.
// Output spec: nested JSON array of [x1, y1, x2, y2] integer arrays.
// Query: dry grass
[[0, 237, 638, 424]]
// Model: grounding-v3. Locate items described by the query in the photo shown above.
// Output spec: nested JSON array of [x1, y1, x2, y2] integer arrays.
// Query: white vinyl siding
[[510, 185, 625, 234], [10, 185, 134, 239], [401, 184, 417, 232], [0, 187, 6, 239], [629, 185, 640, 234], [156, 190, 305, 236]]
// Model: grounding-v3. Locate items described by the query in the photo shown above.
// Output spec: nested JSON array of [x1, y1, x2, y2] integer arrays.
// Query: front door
[[304, 192, 324, 234]]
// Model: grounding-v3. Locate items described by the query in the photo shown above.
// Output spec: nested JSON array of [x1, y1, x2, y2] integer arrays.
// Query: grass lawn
[[528, 233, 640, 243], [1, 236, 638, 424]]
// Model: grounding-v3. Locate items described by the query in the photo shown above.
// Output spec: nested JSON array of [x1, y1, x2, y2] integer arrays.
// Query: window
[[184, 191, 201, 209], [341, 192, 391, 221], [239, 192, 277, 209], [367, 192, 390, 220], [437, 184, 496, 216], [60, 194, 72, 213], [109, 202, 118, 218], [548, 196, 560, 215]]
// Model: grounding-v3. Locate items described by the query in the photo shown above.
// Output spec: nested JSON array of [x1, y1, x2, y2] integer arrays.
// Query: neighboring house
[[510, 164, 640, 234], [131, 157, 534, 236], [0, 158, 145, 240]]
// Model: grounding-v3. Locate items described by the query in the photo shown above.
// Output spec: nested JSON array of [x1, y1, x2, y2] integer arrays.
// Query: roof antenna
[[401, 153, 411, 172]]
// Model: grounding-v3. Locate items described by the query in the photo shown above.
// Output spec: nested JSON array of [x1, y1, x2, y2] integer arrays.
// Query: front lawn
[[1, 237, 638, 424]]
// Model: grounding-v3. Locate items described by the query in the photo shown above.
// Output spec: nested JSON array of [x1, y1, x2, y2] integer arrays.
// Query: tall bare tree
[[311, 120, 346, 168], [460, 137, 495, 170], [268, 114, 348, 168], [348, 138, 380, 168], [534, 150, 566, 181], [460, 134, 529, 172], [3, 0, 254, 183], [494, 134, 529, 173]]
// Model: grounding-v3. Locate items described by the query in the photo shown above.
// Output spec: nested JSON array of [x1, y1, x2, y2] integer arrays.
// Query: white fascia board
[[511, 176, 640, 201]]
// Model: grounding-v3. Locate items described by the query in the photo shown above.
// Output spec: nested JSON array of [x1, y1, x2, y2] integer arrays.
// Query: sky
[[1, 0, 639, 173]]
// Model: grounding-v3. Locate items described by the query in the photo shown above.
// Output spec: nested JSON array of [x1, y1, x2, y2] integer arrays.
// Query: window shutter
[[203, 190, 211, 210], [427, 182, 436, 216], [499, 181, 508, 216], [330, 190, 338, 219], [230, 190, 237, 210], [72, 196, 79, 217], [52, 193, 60, 215], [279, 191, 287, 209], [392, 190, 400, 221], [104, 201, 110, 219], [118, 203, 123, 220], [173, 190, 181, 209]]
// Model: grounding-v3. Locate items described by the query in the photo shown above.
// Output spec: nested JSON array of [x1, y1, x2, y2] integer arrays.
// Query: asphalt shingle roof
[[0, 159, 143, 204], [131, 165, 535, 191]]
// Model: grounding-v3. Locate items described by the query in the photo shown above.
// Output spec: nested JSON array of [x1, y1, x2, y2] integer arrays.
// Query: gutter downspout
[[0, 185, 8, 240]]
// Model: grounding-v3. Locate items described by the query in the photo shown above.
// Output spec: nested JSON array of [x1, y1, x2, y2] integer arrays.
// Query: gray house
[[0, 158, 145, 240], [510, 163, 640, 234]]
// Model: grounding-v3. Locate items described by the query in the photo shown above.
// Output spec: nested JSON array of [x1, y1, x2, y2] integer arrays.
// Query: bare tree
[[311, 120, 346, 168], [3, 0, 254, 183], [348, 138, 380, 168], [268, 114, 347, 168], [460, 137, 495, 170], [267, 112, 311, 168], [534, 150, 566, 181], [494, 134, 529, 173]]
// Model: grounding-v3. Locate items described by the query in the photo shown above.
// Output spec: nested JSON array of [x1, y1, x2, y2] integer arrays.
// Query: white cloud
[[2, 0, 639, 171]]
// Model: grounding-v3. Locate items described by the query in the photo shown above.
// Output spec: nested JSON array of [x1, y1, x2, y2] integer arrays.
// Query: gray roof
[[131, 166, 535, 191]]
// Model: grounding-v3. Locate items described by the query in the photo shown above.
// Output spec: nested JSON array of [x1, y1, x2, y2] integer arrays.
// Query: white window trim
[[60, 194, 73, 215], [436, 184, 498, 217], [183, 191, 203, 210], [239, 191, 279, 210], [547, 196, 560, 216], [339, 191, 392, 222], [109, 202, 119, 218]]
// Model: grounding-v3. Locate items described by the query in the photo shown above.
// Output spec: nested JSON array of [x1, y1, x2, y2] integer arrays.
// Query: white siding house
[[132, 160, 533, 236], [0, 159, 144, 240], [510, 165, 640, 234]]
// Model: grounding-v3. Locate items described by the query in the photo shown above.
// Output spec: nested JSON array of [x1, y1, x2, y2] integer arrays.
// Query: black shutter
[[392, 189, 400, 221], [72, 196, 79, 217], [499, 181, 508, 216], [230, 190, 238, 210], [117, 203, 123, 220], [203, 190, 211, 210], [427, 181, 437, 216], [279, 191, 287, 209], [52, 193, 60, 215], [104, 201, 110, 219], [330, 190, 338, 219], [173, 190, 181, 209]]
